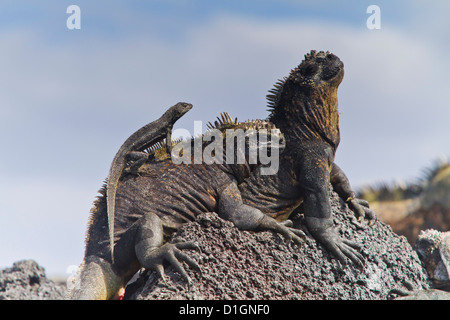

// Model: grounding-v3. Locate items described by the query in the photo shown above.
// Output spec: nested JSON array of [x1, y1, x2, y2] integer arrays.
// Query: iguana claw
[[144, 241, 201, 285], [347, 197, 377, 227], [258, 216, 306, 247], [305, 216, 364, 268], [346, 197, 377, 227]]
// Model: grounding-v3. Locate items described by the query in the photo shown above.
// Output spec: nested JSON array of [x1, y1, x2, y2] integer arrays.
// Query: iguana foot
[[346, 197, 377, 226], [258, 215, 306, 247], [305, 216, 364, 268], [140, 242, 201, 285]]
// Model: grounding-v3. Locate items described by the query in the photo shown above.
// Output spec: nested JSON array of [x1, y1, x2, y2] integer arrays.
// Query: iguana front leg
[[124, 151, 149, 175], [300, 158, 364, 267], [218, 181, 306, 246], [330, 163, 377, 226]]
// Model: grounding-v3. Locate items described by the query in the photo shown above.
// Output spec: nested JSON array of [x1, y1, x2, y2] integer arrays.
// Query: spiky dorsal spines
[[142, 138, 183, 161], [266, 77, 288, 117], [303, 50, 331, 62], [303, 50, 318, 61], [205, 112, 280, 134], [139, 113, 282, 162], [207, 112, 238, 131], [84, 182, 108, 256]]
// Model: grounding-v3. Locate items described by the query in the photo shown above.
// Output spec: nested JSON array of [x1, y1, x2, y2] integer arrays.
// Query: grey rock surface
[[395, 289, 450, 300], [124, 188, 430, 300], [0, 260, 65, 300], [414, 229, 450, 291]]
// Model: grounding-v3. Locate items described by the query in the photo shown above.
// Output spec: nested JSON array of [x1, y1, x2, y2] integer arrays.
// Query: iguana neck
[[268, 83, 340, 152]]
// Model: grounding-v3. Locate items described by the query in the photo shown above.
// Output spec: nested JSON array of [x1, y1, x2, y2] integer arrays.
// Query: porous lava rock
[[0, 260, 65, 300], [124, 187, 430, 300]]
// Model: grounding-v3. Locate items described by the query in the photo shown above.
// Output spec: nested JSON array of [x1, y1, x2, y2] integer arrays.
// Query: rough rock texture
[[413, 229, 450, 291], [0, 260, 65, 300], [124, 187, 430, 300]]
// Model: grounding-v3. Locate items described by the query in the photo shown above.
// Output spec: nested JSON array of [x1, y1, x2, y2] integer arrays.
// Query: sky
[[0, 1, 449, 277]]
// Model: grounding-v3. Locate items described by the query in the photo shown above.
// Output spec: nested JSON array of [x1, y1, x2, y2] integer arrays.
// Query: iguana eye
[[301, 63, 319, 76]]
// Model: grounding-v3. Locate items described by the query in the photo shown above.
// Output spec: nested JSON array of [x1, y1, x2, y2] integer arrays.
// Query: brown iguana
[[67, 111, 303, 299], [68, 50, 376, 299], [106, 102, 192, 261], [238, 50, 376, 266]]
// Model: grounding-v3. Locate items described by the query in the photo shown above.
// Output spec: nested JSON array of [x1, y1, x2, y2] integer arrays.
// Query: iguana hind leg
[[134, 213, 201, 285], [300, 159, 365, 267], [218, 181, 306, 246]]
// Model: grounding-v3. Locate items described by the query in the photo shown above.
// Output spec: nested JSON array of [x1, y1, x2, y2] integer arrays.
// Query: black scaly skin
[[239, 50, 376, 267], [68, 112, 303, 300]]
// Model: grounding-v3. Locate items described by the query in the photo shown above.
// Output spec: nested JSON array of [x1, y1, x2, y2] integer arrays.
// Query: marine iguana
[[238, 50, 376, 266], [68, 112, 303, 299], [106, 102, 192, 262]]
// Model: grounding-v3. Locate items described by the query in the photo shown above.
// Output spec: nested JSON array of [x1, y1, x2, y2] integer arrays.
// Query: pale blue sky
[[0, 1, 449, 277]]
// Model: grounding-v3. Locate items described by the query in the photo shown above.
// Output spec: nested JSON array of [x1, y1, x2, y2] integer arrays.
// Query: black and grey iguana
[[238, 50, 376, 267]]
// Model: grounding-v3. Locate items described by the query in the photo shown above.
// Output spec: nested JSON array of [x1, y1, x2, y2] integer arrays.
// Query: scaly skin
[[68, 50, 377, 299], [67, 114, 303, 299], [240, 50, 376, 267]]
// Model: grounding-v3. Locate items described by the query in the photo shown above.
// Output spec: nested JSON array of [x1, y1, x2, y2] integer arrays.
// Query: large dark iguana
[[68, 112, 304, 299], [238, 50, 376, 266]]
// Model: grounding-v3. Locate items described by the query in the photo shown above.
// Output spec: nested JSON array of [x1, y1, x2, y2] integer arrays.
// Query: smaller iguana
[[106, 102, 192, 261]]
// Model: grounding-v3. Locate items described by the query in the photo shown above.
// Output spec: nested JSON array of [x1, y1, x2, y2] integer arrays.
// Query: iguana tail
[[66, 256, 123, 300]]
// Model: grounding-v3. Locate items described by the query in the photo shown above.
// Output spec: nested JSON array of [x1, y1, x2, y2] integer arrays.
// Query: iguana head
[[267, 50, 343, 150], [297, 50, 344, 88], [164, 102, 193, 122]]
